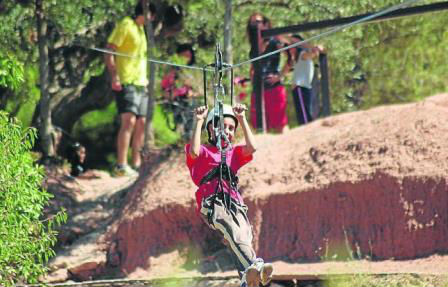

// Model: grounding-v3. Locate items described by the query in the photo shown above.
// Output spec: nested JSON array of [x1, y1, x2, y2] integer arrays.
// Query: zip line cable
[[227, 0, 422, 71], [74, 0, 423, 75], [74, 44, 214, 72]]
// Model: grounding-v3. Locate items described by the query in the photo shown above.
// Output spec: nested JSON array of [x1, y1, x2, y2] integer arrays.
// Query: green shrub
[[0, 111, 66, 286]]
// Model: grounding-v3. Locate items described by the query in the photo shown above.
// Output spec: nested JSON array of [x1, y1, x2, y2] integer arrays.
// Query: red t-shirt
[[185, 143, 253, 211]]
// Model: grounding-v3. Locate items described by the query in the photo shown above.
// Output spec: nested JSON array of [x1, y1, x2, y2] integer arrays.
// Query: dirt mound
[[106, 94, 448, 275], [69, 94, 448, 278]]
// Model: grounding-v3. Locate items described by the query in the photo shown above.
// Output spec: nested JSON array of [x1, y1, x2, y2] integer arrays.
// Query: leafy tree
[[0, 0, 136, 153], [0, 54, 24, 91], [0, 111, 67, 286]]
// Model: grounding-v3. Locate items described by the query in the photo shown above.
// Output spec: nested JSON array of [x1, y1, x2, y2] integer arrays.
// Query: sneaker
[[113, 164, 138, 177], [260, 263, 274, 286], [242, 265, 260, 287]]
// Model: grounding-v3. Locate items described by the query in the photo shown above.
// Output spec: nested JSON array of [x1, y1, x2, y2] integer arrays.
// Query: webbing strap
[[199, 163, 239, 187], [199, 162, 239, 212]]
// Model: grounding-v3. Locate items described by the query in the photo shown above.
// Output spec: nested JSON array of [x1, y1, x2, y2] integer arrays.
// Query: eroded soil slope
[[106, 94, 448, 275]]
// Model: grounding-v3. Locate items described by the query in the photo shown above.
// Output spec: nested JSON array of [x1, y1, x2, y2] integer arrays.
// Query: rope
[[74, 44, 214, 72], [227, 0, 422, 71]]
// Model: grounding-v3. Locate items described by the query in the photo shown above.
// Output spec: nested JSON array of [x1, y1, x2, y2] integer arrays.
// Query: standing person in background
[[291, 35, 325, 125], [161, 43, 198, 141], [105, 1, 155, 177], [247, 13, 291, 133]]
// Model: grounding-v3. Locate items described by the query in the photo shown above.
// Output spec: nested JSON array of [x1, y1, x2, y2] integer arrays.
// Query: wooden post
[[319, 53, 331, 117], [248, 25, 265, 132], [143, 0, 156, 150]]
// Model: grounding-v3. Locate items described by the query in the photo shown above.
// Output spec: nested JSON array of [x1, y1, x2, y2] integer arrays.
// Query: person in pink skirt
[[247, 13, 291, 133]]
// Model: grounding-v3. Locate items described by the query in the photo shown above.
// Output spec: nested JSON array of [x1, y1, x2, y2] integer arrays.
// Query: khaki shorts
[[115, 84, 148, 117], [200, 194, 256, 274]]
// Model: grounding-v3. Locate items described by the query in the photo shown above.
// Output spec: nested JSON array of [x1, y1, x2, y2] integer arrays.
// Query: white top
[[292, 49, 314, 89]]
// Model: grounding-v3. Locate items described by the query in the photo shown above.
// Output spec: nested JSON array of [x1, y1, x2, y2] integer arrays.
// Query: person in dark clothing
[[66, 142, 86, 177], [247, 13, 291, 133]]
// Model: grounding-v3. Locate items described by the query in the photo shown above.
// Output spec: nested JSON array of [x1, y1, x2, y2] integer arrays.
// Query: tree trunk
[[52, 72, 113, 133], [36, 0, 54, 157], [143, 0, 156, 150]]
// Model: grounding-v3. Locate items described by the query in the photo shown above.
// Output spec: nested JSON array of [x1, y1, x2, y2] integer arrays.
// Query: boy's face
[[208, 116, 236, 146]]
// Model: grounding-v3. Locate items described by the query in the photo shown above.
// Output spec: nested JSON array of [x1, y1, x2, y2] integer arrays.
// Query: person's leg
[[131, 116, 146, 168], [201, 196, 272, 287], [302, 87, 313, 123], [265, 85, 288, 132], [297, 86, 309, 125], [200, 197, 256, 273], [292, 86, 301, 125], [131, 86, 149, 169], [113, 85, 141, 176], [117, 112, 136, 166]]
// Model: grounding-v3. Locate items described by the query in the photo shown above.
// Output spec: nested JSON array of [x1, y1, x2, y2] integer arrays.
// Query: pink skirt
[[250, 85, 288, 131]]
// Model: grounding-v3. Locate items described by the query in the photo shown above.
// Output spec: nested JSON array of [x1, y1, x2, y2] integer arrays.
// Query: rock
[[44, 268, 69, 283], [67, 261, 105, 282]]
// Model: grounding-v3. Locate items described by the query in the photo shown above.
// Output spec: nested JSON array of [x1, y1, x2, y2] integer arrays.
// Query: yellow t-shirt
[[108, 17, 148, 86]]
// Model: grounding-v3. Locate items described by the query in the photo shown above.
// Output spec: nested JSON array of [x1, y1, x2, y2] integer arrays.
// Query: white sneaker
[[260, 263, 274, 286], [113, 164, 138, 177], [241, 265, 260, 287]]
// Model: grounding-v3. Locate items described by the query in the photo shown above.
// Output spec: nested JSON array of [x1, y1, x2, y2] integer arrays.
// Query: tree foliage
[[0, 111, 67, 286], [177, 0, 447, 112], [0, 54, 24, 91]]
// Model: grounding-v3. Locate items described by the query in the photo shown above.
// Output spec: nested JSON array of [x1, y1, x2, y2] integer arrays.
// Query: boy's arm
[[234, 104, 256, 156], [190, 106, 208, 159]]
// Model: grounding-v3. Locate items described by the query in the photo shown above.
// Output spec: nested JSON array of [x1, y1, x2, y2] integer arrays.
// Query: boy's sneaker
[[113, 164, 138, 177], [241, 265, 260, 287], [260, 263, 274, 286]]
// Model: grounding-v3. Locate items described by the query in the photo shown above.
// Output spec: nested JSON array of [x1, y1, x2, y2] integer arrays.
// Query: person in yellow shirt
[[105, 2, 154, 176]]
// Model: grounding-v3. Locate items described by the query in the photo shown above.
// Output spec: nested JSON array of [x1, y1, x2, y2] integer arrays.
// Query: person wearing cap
[[185, 103, 273, 287], [104, 1, 155, 177], [246, 13, 291, 133]]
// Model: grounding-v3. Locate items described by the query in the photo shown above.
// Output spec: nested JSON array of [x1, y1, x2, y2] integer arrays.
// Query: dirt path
[[44, 170, 138, 282]]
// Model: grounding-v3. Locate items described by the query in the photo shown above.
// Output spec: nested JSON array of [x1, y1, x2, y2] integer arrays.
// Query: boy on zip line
[[185, 103, 273, 287]]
